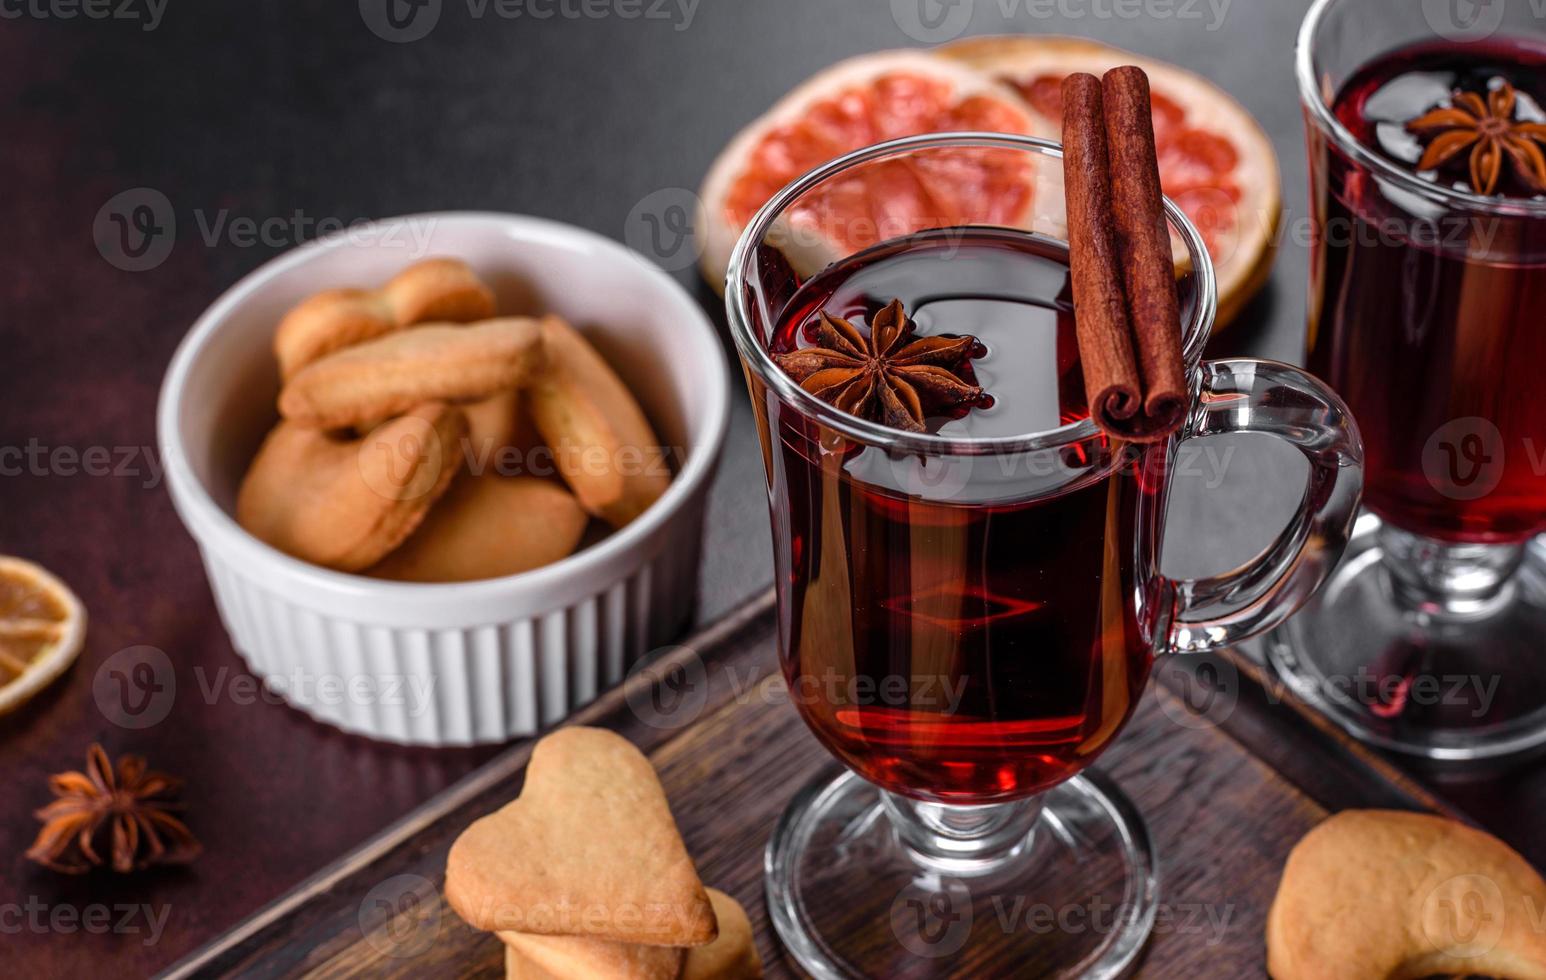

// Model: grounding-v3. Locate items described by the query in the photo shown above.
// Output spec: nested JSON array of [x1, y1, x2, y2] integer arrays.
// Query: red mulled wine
[[754, 228, 1165, 805], [1309, 38, 1546, 542]]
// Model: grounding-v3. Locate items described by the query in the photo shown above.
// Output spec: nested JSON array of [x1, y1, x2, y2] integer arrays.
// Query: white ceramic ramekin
[[158, 212, 730, 746]]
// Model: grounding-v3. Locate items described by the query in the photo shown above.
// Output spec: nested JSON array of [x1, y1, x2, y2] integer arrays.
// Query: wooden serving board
[[163, 592, 1451, 979]]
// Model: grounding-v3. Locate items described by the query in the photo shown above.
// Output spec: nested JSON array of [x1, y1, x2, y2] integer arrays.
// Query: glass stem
[[1378, 524, 1526, 619], [881, 793, 1043, 877]]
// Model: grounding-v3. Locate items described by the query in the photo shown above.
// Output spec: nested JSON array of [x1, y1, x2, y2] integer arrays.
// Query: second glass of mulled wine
[[727, 134, 1363, 979], [1269, 0, 1546, 761]]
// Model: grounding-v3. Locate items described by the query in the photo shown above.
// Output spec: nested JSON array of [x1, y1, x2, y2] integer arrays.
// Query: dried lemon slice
[[0, 556, 86, 716]]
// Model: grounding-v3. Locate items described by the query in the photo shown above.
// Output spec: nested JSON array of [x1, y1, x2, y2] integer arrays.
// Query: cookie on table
[[683, 889, 762, 980], [1268, 809, 1546, 980], [499, 931, 682, 980], [444, 727, 716, 947], [498, 889, 760, 980], [504, 946, 559, 980]]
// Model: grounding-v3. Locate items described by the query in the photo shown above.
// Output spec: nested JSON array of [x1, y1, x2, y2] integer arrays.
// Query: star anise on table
[[1406, 80, 1546, 196], [773, 299, 985, 433], [26, 744, 201, 874]]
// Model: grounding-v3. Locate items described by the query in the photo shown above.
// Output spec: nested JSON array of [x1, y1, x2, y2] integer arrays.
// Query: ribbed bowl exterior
[[191, 501, 704, 746]]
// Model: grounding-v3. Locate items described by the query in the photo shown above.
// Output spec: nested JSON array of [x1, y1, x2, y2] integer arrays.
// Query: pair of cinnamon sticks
[[1063, 67, 1186, 443]]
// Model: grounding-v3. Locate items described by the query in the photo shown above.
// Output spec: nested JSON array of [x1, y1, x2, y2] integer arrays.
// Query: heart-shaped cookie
[[445, 727, 716, 947], [368, 473, 588, 582], [681, 889, 762, 980], [499, 931, 683, 980], [498, 888, 761, 980], [236, 402, 467, 571], [1268, 809, 1546, 980]]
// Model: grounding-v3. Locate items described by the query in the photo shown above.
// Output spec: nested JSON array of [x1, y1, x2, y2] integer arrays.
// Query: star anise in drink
[[26, 744, 201, 874], [773, 298, 985, 433], [1407, 80, 1546, 196]]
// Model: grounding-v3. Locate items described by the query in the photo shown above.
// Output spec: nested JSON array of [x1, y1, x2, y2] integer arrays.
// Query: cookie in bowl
[[238, 262, 672, 583]]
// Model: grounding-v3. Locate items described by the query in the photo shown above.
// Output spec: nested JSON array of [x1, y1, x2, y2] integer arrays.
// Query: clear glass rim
[[724, 132, 1217, 457], [1295, 0, 1546, 218]]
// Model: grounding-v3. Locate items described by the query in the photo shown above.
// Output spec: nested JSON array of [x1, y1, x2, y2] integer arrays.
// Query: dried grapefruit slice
[[698, 51, 1041, 292], [943, 35, 1281, 328], [0, 556, 86, 716]]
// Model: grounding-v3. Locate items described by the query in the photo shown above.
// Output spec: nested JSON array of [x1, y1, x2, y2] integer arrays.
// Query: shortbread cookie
[[498, 889, 760, 980], [527, 316, 671, 528], [274, 258, 495, 379], [279, 318, 545, 430], [237, 403, 467, 572], [368, 473, 588, 582], [380, 256, 496, 326], [274, 289, 395, 381], [1268, 809, 1546, 980], [462, 389, 524, 459], [445, 727, 716, 947], [504, 946, 560, 980], [499, 931, 683, 980], [684, 889, 762, 980]]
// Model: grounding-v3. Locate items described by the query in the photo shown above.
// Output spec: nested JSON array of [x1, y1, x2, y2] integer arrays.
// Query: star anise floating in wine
[[1406, 80, 1546, 196], [774, 299, 985, 433], [26, 744, 201, 874]]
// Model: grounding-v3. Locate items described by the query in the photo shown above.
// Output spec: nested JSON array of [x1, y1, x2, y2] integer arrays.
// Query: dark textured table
[[3, 1, 1526, 977]]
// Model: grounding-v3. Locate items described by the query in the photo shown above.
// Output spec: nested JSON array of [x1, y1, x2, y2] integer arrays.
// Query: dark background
[[2, 0, 1326, 975]]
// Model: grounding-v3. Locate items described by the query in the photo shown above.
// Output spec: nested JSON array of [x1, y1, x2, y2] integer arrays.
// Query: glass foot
[[764, 767, 1158, 979], [1267, 515, 1546, 761]]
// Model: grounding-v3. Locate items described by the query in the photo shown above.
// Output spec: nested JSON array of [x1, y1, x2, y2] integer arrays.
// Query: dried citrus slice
[[943, 35, 1281, 329], [698, 50, 1041, 292], [0, 556, 86, 716]]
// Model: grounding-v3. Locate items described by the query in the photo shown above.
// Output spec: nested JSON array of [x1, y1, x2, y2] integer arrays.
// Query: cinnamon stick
[[1104, 66, 1186, 437], [1061, 67, 1187, 443], [1061, 73, 1143, 432]]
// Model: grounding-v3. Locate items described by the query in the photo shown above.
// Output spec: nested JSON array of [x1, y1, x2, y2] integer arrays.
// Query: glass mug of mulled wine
[[1269, 0, 1546, 762], [725, 133, 1362, 979]]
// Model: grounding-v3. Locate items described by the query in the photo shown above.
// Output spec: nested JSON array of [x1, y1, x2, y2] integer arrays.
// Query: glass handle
[[1165, 358, 1364, 654]]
